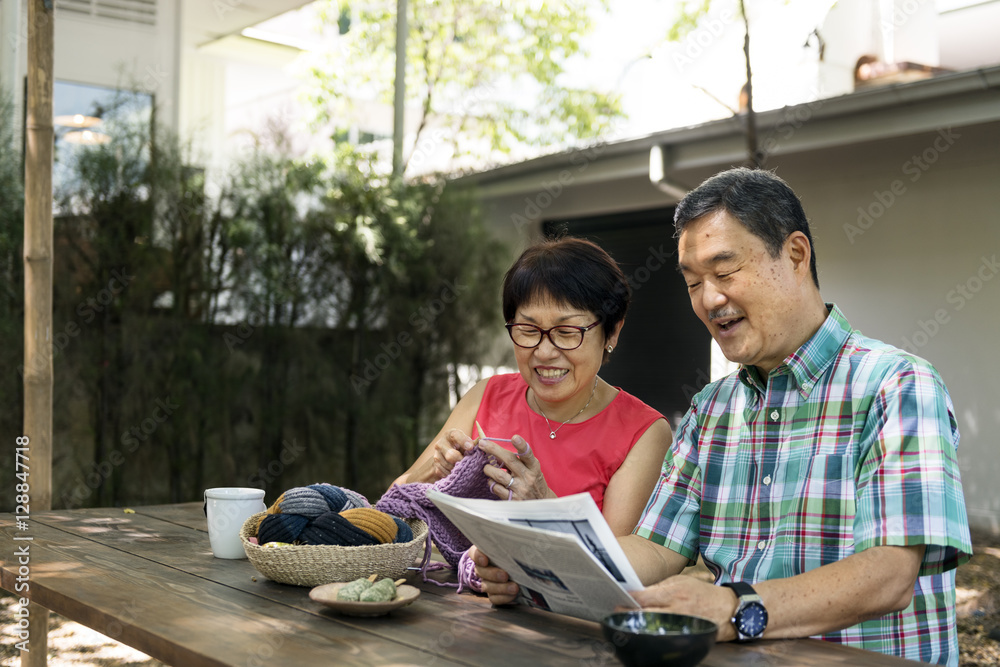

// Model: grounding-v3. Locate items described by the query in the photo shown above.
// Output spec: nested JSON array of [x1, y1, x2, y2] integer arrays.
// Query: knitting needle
[[475, 420, 514, 443]]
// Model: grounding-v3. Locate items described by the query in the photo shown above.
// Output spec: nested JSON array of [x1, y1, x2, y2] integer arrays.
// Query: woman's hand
[[469, 545, 520, 606], [477, 435, 553, 501], [429, 429, 476, 481]]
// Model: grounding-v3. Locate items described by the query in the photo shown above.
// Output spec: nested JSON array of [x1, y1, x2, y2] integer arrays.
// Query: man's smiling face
[[678, 210, 804, 374]]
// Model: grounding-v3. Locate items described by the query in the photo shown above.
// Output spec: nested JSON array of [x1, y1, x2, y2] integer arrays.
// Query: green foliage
[[666, 0, 714, 42], [0, 96, 508, 510], [303, 0, 624, 172], [0, 93, 24, 453]]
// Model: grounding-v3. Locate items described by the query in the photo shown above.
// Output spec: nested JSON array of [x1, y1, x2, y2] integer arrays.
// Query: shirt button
[[763, 475, 772, 486], [769, 410, 780, 421], [757, 540, 768, 550]]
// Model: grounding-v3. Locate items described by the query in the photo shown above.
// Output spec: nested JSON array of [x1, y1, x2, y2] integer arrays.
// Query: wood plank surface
[[1, 507, 922, 667], [1, 519, 468, 667], [14, 507, 612, 665]]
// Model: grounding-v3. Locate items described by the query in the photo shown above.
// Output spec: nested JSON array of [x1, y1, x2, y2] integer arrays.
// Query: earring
[[606, 345, 614, 353]]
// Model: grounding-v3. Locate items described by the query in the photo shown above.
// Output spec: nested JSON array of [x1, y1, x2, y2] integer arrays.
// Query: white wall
[[475, 120, 1000, 534], [52, 1, 180, 128], [791, 121, 1000, 533]]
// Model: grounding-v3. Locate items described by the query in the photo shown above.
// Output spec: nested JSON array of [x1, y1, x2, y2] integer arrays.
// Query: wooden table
[[1, 504, 918, 666]]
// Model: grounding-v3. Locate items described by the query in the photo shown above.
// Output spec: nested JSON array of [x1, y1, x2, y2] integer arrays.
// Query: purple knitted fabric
[[376, 446, 498, 568]]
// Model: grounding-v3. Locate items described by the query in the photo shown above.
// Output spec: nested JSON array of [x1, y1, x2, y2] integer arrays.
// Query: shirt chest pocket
[[775, 452, 857, 573]]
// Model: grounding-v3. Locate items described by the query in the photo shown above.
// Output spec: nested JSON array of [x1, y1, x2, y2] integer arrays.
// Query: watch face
[[736, 602, 768, 638]]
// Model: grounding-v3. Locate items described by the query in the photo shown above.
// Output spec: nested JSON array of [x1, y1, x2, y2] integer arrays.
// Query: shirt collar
[[738, 303, 852, 398]]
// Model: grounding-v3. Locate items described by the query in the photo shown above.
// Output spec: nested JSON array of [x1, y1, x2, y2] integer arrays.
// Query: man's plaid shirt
[[635, 304, 972, 665]]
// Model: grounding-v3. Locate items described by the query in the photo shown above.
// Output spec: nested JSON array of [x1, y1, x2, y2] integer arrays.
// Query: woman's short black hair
[[502, 237, 630, 361]]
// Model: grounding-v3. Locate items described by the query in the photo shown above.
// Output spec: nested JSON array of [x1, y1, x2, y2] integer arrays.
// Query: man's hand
[[631, 575, 740, 641], [469, 545, 520, 605], [628, 544, 925, 643]]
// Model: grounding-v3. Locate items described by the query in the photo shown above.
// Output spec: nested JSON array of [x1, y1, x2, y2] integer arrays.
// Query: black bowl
[[601, 611, 718, 667]]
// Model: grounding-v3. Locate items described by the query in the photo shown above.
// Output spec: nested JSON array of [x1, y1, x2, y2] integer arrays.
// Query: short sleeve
[[633, 402, 703, 563], [853, 359, 972, 575]]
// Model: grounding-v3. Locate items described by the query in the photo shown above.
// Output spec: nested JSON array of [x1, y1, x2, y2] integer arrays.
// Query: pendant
[[549, 432, 556, 439]]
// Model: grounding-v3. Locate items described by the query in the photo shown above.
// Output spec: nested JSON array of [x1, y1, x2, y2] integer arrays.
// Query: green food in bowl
[[601, 611, 718, 667]]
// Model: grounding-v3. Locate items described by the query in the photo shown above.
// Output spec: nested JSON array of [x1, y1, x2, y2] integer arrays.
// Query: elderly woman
[[394, 236, 671, 537]]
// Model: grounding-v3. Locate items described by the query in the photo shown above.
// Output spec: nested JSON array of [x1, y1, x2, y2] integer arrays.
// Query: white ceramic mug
[[204, 487, 266, 559]]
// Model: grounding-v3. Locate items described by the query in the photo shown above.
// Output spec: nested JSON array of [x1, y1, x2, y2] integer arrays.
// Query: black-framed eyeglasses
[[505, 320, 602, 351]]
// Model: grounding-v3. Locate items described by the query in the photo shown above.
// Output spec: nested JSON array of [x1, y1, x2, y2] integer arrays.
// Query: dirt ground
[[2, 531, 999, 666], [955, 529, 1000, 666]]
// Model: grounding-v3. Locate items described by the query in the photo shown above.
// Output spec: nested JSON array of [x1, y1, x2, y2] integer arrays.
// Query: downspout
[[648, 145, 689, 202]]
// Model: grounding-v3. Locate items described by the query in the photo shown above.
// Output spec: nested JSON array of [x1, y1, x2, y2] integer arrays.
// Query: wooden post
[[23, 0, 54, 665], [392, 0, 406, 178]]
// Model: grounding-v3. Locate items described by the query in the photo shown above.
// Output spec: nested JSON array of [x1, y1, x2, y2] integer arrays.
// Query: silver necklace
[[532, 377, 599, 439]]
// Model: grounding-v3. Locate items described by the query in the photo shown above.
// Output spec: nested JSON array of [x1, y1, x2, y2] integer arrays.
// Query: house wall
[[476, 119, 1000, 534], [0, 1, 180, 138], [792, 121, 1000, 534], [52, 1, 181, 127]]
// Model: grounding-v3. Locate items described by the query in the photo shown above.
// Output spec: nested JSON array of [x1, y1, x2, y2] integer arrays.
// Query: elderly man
[[475, 168, 972, 666]]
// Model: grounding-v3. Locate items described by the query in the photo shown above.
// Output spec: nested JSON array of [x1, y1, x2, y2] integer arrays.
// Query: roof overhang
[[181, 0, 314, 49], [460, 65, 1000, 200]]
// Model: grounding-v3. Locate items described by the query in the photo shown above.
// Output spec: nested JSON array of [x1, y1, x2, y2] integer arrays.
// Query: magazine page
[[427, 490, 643, 588], [426, 490, 641, 622]]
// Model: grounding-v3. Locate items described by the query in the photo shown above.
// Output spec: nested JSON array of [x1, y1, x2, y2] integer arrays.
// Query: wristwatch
[[721, 581, 768, 641]]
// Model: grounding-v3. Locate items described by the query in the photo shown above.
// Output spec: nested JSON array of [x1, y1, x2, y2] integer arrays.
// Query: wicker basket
[[240, 512, 428, 587]]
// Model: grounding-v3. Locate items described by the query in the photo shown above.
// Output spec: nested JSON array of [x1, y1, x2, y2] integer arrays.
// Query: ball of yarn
[[254, 483, 408, 547], [268, 483, 368, 517], [302, 512, 380, 546], [340, 508, 398, 544], [392, 517, 413, 544], [258, 512, 310, 545], [340, 487, 371, 510]]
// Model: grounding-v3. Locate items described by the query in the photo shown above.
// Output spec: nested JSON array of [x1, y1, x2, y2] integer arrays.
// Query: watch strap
[[722, 581, 767, 641], [721, 581, 757, 598]]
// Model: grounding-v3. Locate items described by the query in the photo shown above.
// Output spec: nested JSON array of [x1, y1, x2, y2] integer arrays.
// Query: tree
[[664, 0, 831, 168], [3, 89, 508, 508], [665, 0, 763, 167], [0, 93, 25, 490], [309, 145, 506, 488], [303, 0, 624, 174]]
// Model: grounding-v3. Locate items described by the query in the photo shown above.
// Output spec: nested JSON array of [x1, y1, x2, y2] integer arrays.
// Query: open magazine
[[427, 490, 642, 622]]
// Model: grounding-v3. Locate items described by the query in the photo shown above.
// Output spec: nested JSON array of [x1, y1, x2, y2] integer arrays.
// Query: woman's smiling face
[[511, 296, 619, 410]]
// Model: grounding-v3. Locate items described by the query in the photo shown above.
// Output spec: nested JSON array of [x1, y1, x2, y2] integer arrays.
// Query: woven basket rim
[[240, 511, 427, 549], [239, 511, 428, 586]]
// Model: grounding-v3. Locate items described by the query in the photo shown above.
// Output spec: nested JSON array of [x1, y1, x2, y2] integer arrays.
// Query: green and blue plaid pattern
[[636, 304, 972, 666]]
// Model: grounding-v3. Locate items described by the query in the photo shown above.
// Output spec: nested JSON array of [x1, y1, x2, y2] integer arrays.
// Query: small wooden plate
[[309, 582, 421, 617]]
